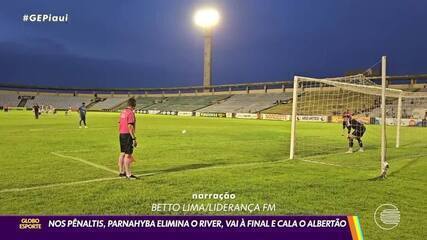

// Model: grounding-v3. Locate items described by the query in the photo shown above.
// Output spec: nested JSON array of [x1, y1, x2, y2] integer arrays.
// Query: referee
[[118, 98, 138, 180]]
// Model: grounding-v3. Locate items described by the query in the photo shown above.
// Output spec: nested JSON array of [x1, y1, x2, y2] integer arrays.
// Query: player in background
[[342, 109, 352, 136], [78, 102, 88, 128], [344, 116, 366, 153], [65, 106, 72, 116], [118, 98, 138, 180], [33, 104, 40, 119]]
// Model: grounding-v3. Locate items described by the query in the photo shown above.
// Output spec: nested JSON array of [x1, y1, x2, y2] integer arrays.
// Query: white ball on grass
[[182, 130, 187, 134]]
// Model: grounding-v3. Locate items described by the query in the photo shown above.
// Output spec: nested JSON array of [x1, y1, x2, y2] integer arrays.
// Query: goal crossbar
[[295, 75, 427, 99], [295, 75, 403, 98]]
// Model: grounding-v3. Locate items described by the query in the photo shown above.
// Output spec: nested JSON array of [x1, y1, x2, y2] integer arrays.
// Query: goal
[[289, 56, 427, 178]]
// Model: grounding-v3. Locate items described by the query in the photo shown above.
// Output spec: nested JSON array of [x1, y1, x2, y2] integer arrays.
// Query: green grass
[[0, 111, 426, 239]]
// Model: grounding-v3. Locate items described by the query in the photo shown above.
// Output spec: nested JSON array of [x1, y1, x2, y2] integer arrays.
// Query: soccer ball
[[182, 130, 187, 134]]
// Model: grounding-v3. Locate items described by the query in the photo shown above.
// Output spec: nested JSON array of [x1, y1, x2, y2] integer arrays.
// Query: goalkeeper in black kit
[[344, 116, 366, 153]]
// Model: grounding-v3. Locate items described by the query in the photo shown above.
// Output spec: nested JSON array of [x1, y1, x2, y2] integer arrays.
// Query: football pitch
[[0, 111, 425, 239]]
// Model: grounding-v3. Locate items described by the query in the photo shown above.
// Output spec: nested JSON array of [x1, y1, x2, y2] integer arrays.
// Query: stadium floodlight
[[194, 8, 220, 29], [194, 8, 220, 91]]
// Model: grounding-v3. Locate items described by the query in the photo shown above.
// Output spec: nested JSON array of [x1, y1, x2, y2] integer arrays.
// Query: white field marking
[[300, 151, 352, 160], [1, 154, 423, 194], [0, 159, 292, 193], [55, 149, 92, 153], [180, 159, 291, 173], [298, 153, 427, 169], [128, 159, 291, 176], [50, 152, 117, 174], [0, 172, 157, 193], [299, 159, 343, 167], [295, 150, 369, 168]]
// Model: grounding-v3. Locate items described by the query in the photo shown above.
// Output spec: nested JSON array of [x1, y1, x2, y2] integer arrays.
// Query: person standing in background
[[78, 102, 88, 128], [33, 104, 40, 119]]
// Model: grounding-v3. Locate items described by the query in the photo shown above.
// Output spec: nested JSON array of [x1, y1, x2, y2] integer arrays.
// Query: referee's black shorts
[[119, 133, 133, 154]]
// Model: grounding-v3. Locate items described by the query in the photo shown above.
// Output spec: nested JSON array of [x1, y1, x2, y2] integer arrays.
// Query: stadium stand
[[144, 95, 230, 112], [368, 98, 427, 118], [135, 97, 165, 110], [25, 95, 93, 109], [90, 97, 129, 111], [0, 92, 20, 107], [111, 96, 165, 111], [0, 76, 425, 115], [198, 93, 291, 113]]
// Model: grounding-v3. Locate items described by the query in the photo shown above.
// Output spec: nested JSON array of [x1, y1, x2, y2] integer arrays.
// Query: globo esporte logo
[[19, 218, 42, 230]]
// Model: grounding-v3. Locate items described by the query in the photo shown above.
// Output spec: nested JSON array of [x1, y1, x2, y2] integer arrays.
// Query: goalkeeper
[[344, 116, 366, 153]]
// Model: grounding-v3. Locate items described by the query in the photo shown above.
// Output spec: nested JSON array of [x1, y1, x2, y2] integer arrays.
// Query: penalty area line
[[50, 152, 117, 174], [0, 172, 157, 193]]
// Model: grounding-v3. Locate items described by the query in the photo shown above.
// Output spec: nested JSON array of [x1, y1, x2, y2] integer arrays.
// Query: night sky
[[0, 0, 426, 88]]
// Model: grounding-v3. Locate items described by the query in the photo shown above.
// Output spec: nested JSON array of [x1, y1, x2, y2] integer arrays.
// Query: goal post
[[395, 94, 402, 148], [380, 56, 387, 177], [289, 76, 298, 160]]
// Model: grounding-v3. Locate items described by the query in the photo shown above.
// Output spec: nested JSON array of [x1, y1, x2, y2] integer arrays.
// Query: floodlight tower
[[194, 8, 220, 91]]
